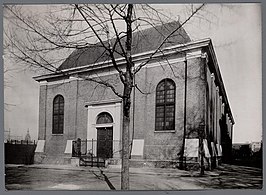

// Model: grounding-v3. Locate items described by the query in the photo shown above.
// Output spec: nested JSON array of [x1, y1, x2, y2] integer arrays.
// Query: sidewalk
[[8, 163, 219, 177], [5, 163, 263, 190]]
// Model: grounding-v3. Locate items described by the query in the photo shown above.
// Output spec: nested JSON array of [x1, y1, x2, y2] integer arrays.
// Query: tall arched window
[[155, 79, 175, 131], [53, 95, 64, 134]]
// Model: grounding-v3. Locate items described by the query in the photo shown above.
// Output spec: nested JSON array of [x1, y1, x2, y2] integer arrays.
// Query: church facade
[[33, 22, 234, 168]]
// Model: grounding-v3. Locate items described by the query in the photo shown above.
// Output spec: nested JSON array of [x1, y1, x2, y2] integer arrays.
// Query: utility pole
[[180, 59, 187, 169]]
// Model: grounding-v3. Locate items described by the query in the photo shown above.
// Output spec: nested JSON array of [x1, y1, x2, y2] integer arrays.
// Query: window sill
[[154, 130, 175, 133], [52, 134, 64, 136]]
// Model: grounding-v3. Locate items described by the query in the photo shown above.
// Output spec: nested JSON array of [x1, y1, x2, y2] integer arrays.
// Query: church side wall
[[206, 62, 234, 163], [133, 56, 206, 161], [141, 60, 185, 160]]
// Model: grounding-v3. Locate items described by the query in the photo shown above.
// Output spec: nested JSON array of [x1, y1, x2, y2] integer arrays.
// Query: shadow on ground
[[5, 164, 262, 190]]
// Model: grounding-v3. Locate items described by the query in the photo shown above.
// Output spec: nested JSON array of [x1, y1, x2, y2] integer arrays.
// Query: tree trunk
[[121, 90, 131, 190], [121, 110, 130, 189], [121, 4, 133, 190]]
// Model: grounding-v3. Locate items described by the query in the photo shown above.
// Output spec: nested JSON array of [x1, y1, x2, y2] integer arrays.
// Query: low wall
[[5, 142, 37, 165]]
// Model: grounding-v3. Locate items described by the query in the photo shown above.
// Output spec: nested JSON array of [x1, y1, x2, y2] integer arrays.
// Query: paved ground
[[5, 164, 263, 190]]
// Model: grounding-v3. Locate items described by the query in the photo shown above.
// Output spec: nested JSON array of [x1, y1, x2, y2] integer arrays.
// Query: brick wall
[[37, 53, 209, 162]]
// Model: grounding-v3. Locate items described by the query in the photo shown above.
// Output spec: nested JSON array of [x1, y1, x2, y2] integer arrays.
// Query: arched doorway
[[96, 112, 113, 158]]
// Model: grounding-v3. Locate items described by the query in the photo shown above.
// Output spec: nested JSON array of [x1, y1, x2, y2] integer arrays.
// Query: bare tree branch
[[134, 4, 205, 74], [4, 4, 207, 190], [80, 75, 124, 98]]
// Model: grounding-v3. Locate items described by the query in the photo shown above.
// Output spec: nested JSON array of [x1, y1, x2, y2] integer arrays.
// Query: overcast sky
[[3, 3, 262, 143]]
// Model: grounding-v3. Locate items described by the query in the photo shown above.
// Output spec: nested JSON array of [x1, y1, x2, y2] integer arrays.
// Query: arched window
[[52, 95, 64, 134], [155, 79, 175, 131], [96, 112, 113, 124]]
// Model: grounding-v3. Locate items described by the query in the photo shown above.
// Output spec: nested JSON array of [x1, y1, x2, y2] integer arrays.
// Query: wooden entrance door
[[97, 127, 113, 158]]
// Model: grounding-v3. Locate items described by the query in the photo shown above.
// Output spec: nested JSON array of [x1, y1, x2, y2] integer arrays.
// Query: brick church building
[[33, 21, 234, 168]]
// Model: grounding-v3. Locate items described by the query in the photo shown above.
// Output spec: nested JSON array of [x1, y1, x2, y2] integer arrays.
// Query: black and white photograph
[[3, 2, 263, 191]]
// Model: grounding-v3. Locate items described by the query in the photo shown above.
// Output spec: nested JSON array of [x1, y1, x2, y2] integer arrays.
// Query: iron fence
[[72, 139, 121, 159], [5, 139, 36, 145]]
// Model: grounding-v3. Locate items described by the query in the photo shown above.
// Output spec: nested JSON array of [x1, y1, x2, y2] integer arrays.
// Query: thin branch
[[134, 4, 205, 74], [109, 6, 127, 59], [5, 6, 90, 49], [134, 84, 150, 95], [75, 4, 126, 84], [5, 32, 57, 73], [81, 75, 124, 98]]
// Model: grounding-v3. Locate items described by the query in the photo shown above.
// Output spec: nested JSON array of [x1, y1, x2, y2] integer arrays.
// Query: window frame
[[52, 94, 64, 134], [96, 112, 114, 124], [155, 79, 176, 131]]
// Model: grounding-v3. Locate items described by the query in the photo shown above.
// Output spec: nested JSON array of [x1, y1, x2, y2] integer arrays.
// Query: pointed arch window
[[155, 79, 175, 131], [53, 95, 64, 134]]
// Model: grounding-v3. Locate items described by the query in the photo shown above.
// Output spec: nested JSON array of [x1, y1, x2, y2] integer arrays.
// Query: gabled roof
[[58, 21, 191, 70], [34, 38, 234, 124]]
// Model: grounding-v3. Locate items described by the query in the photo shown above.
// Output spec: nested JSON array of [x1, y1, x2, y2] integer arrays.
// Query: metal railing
[[72, 139, 121, 159], [5, 139, 36, 145]]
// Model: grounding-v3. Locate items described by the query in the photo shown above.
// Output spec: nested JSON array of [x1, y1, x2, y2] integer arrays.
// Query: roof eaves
[[206, 40, 235, 124]]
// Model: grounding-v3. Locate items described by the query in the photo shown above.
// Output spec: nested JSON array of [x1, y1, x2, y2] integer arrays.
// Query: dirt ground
[[5, 164, 263, 190]]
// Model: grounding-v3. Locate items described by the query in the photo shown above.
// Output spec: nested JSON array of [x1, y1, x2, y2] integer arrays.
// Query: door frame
[[86, 101, 122, 158]]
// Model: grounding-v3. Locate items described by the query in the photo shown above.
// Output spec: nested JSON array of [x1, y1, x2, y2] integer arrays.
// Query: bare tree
[[4, 4, 205, 189]]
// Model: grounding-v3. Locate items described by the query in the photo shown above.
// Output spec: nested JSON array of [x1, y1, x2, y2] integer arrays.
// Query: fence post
[[77, 138, 81, 157], [85, 139, 87, 155]]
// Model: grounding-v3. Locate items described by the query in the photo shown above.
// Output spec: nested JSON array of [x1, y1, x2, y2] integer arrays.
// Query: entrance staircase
[[79, 155, 106, 167], [72, 138, 121, 167]]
